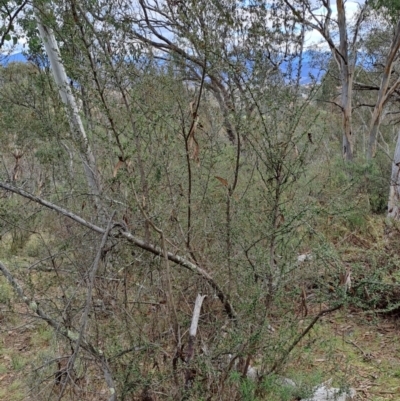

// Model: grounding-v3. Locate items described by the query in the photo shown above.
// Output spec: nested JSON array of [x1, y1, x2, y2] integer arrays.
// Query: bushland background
[[1, 1, 400, 400]]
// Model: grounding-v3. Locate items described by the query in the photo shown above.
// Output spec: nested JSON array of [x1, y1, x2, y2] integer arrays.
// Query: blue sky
[[0, 1, 365, 83], [0, 52, 27, 65]]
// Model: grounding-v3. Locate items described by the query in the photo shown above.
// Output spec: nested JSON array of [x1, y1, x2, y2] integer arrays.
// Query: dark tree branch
[[58, 212, 116, 400], [0, 181, 237, 321], [0, 1, 28, 50]]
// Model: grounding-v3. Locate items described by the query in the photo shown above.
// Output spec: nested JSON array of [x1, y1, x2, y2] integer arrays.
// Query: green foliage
[[34, 145, 65, 164], [1, 1, 400, 399], [306, 155, 389, 238], [342, 156, 389, 216], [372, 0, 400, 21], [0, 277, 12, 305], [31, 324, 54, 347], [0, 364, 7, 374], [11, 354, 26, 371]]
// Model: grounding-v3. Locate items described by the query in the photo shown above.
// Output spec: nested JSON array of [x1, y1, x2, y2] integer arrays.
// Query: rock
[[301, 384, 356, 401], [298, 253, 313, 263], [275, 376, 297, 388], [246, 366, 258, 380]]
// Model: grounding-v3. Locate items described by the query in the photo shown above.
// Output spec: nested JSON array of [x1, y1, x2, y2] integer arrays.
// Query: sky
[[1, 0, 368, 82], [304, 0, 366, 50], [1, 0, 366, 54]]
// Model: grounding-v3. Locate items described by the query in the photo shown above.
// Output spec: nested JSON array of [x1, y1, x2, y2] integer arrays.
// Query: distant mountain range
[[0, 52, 323, 83]]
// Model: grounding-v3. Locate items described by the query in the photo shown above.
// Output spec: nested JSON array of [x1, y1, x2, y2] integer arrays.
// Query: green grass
[[31, 324, 54, 347], [0, 363, 7, 374], [11, 354, 26, 371]]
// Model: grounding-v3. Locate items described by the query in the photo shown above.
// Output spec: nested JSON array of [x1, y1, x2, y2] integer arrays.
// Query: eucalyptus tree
[[119, 0, 303, 140], [365, 1, 400, 219], [361, 19, 400, 218], [33, 2, 105, 216], [366, 3, 400, 159], [282, 0, 369, 160], [109, 0, 304, 265]]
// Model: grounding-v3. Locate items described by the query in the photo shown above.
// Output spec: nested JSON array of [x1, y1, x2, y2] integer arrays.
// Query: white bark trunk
[[284, 0, 367, 161], [388, 131, 400, 219], [368, 20, 400, 159], [337, 0, 354, 161], [34, 10, 101, 197]]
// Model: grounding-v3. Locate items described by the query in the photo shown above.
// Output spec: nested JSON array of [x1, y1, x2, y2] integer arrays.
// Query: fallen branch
[[344, 339, 372, 361], [0, 181, 236, 321]]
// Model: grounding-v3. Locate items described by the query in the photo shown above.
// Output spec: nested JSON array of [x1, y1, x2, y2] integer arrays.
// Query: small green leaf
[[4, 33, 11, 42]]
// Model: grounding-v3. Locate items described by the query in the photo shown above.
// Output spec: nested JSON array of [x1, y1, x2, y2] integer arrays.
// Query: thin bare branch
[[0, 181, 237, 320], [58, 212, 116, 400]]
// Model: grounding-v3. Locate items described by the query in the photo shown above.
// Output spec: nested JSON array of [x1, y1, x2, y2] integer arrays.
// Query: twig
[[186, 295, 206, 366], [109, 344, 158, 361], [129, 180, 180, 345], [58, 212, 116, 400], [0, 256, 118, 401], [100, 355, 117, 401], [268, 303, 343, 374], [185, 50, 207, 254], [344, 339, 371, 361], [0, 260, 97, 354]]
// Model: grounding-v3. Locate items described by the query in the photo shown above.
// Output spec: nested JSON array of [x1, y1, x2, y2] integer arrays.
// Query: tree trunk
[[342, 80, 354, 160], [34, 9, 102, 199], [284, 0, 366, 161], [368, 112, 382, 159], [368, 19, 400, 159], [337, 0, 354, 161], [388, 131, 400, 219]]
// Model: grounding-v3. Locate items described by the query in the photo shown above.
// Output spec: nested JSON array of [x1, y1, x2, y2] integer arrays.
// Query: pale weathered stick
[[0, 181, 236, 320], [184, 294, 207, 391]]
